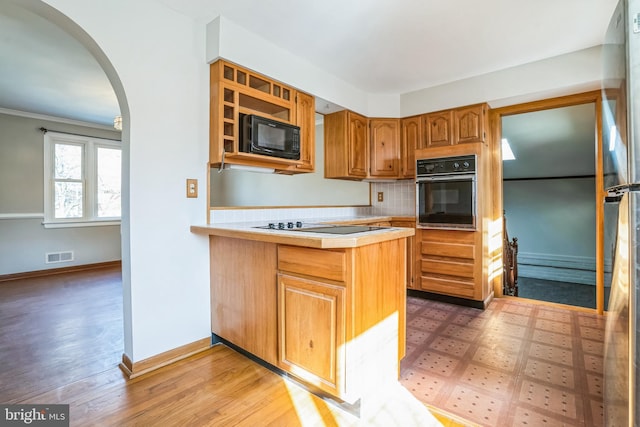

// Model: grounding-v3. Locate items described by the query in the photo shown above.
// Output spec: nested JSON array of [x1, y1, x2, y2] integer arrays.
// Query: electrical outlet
[[186, 179, 198, 198], [377, 192, 384, 202]]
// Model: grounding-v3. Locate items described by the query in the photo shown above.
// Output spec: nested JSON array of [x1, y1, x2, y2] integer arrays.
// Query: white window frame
[[43, 131, 122, 228]]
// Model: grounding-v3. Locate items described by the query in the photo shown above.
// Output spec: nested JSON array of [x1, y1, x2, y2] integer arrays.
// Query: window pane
[[54, 182, 83, 218], [54, 144, 82, 179], [97, 147, 121, 217]]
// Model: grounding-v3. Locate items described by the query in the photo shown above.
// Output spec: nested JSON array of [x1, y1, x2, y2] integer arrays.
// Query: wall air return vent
[[46, 251, 74, 264]]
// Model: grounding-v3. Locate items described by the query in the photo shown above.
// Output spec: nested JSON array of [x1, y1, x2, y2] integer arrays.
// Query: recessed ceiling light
[[502, 138, 515, 161]]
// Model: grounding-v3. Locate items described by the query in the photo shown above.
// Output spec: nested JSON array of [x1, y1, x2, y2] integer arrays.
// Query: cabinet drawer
[[419, 275, 476, 298], [421, 258, 474, 279], [278, 245, 346, 282], [421, 241, 475, 260]]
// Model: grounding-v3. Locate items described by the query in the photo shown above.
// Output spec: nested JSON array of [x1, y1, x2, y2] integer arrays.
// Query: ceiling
[[0, 2, 119, 126], [502, 103, 596, 180], [0, 1, 612, 176]]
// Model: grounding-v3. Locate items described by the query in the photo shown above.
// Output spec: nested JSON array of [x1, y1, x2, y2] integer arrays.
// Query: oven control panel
[[416, 155, 476, 176]]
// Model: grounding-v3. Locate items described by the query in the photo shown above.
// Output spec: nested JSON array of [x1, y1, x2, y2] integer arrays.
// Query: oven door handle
[[416, 174, 476, 183]]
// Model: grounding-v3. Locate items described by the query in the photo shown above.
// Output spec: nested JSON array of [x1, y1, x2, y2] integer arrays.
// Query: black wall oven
[[416, 155, 477, 230]]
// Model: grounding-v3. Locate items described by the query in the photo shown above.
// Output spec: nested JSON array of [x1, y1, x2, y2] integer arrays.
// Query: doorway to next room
[[500, 100, 609, 310]]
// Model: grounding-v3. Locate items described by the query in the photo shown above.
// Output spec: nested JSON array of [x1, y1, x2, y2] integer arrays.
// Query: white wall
[[401, 46, 604, 115], [40, 0, 211, 362], [503, 177, 596, 285], [0, 113, 121, 275]]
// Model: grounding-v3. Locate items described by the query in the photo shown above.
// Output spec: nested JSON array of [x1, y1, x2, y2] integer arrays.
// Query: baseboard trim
[[0, 260, 122, 282], [119, 337, 212, 379], [407, 289, 487, 309], [518, 252, 596, 285], [501, 295, 598, 314]]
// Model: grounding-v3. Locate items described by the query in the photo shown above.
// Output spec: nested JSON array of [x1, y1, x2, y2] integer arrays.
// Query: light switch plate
[[186, 179, 198, 198]]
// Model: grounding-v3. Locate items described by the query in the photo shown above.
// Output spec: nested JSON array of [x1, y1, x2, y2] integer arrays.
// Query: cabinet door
[[454, 104, 486, 144], [278, 274, 345, 396], [401, 116, 421, 178], [392, 221, 416, 288], [348, 112, 369, 177], [424, 110, 454, 147], [295, 91, 316, 171], [370, 119, 400, 177]]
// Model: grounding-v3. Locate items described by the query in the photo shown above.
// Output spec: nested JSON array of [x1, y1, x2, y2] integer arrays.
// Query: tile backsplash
[[210, 206, 374, 223], [209, 180, 415, 223], [369, 180, 415, 216]]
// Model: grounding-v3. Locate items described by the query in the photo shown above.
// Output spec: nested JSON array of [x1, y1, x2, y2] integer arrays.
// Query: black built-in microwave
[[240, 114, 300, 160]]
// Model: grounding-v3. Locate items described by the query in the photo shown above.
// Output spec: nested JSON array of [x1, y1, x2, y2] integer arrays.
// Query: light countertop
[[191, 216, 415, 249]]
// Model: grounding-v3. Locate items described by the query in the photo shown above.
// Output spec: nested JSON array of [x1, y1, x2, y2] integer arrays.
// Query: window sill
[[42, 220, 121, 229]]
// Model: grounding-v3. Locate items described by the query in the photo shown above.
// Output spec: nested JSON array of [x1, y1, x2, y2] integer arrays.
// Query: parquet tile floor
[[400, 296, 606, 427]]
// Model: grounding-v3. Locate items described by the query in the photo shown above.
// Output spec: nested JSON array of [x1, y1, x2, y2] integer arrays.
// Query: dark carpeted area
[[516, 276, 610, 309]]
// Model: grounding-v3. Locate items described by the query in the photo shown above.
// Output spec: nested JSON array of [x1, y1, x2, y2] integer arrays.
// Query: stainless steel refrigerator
[[602, 0, 640, 425]]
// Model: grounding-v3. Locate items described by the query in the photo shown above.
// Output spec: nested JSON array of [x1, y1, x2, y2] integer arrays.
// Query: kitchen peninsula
[[191, 222, 414, 404]]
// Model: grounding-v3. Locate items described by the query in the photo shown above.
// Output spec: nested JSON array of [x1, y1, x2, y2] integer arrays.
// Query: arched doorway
[[3, 0, 133, 359]]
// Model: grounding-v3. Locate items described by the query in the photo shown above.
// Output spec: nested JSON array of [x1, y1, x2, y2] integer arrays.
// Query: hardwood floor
[[0, 267, 458, 426], [25, 345, 462, 426], [3, 266, 605, 426], [0, 266, 123, 403]]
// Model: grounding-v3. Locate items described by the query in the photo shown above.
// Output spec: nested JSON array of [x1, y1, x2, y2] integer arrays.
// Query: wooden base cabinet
[[277, 241, 406, 403], [209, 237, 278, 365], [391, 220, 416, 289], [278, 274, 346, 397], [417, 229, 481, 299], [207, 235, 408, 404]]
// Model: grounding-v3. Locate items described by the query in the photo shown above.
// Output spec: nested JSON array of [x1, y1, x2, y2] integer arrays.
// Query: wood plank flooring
[[0, 266, 123, 403], [2, 266, 606, 426], [24, 345, 455, 426], [0, 267, 457, 426]]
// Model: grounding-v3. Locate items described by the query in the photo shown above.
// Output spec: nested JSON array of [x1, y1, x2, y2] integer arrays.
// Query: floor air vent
[[46, 251, 74, 264]]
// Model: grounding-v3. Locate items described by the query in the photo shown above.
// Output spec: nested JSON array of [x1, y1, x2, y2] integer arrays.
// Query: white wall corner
[[205, 16, 221, 64], [367, 93, 402, 118]]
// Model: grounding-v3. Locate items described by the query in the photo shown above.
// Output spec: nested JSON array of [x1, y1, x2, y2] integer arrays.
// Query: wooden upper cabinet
[[325, 110, 368, 179], [348, 112, 369, 177], [325, 103, 488, 181], [209, 60, 314, 173], [295, 91, 315, 171], [422, 103, 488, 148], [424, 110, 454, 148], [369, 118, 400, 178], [454, 103, 487, 144], [401, 116, 421, 178]]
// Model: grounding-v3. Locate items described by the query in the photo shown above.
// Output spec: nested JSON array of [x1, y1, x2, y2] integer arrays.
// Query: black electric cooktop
[[292, 225, 386, 235]]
